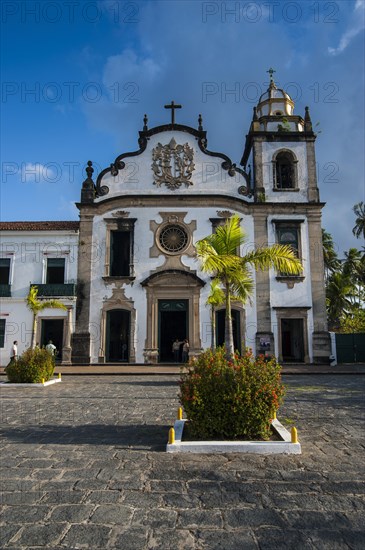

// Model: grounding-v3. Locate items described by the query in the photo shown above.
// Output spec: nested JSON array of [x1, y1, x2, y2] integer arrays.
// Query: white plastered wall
[[89, 208, 257, 363], [267, 215, 314, 362], [0, 231, 78, 365]]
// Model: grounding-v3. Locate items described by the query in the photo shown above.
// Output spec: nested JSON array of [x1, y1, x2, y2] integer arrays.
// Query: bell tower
[[241, 70, 331, 364], [241, 69, 319, 203]]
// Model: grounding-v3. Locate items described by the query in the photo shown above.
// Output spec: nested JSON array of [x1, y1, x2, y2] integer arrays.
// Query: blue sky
[[1, 0, 364, 255]]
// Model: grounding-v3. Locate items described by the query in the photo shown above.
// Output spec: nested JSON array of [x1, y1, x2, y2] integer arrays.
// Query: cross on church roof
[[164, 101, 182, 125], [266, 67, 276, 83]]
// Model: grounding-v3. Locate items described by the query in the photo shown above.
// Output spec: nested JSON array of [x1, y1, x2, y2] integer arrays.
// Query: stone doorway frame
[[141, 270, 205, 364], [273, 307, 311, 364], [99, 287, 136, 363]]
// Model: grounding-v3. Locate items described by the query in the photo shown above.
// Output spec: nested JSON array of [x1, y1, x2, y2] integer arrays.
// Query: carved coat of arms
[[152, 138, 195, 190]]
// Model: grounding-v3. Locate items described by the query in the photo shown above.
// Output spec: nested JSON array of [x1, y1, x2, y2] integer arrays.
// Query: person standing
[[182, 339, 190, 363], [45, 340, 57, 356], [172, 339, 181, 363], [10, 341, 18, 362]]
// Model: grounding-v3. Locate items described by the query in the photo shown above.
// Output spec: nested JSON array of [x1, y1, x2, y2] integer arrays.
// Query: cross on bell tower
[[266, 67, 277, 89], [164, 101, 182, 125]]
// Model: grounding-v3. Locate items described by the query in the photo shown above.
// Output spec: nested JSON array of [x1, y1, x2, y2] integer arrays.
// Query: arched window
[[274, 151, 297, 189]]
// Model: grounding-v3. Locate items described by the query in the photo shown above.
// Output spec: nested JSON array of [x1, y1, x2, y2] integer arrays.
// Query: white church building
[[0, 76, 331, 366]]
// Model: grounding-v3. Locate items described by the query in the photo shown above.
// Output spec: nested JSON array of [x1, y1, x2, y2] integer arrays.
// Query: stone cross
[[164, 101, 182, 125]]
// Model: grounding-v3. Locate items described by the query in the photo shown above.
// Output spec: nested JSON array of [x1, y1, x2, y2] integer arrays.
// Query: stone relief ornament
[[217, 210, 233, 218], [112, 211, 129, 218], [152, 138, 195, 190]]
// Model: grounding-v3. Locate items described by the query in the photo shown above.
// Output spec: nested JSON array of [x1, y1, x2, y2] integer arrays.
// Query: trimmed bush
[[6, 347, 55, 383], [179, 347, 285, 440]]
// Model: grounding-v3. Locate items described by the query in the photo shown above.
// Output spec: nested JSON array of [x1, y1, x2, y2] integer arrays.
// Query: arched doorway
[[158, 299, 188, 362], [106, 309, 130, 362], [141, 269, 205, 364]]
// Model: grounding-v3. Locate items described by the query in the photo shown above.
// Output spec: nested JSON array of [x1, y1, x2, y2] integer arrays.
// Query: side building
[[0, 222, 79, 365]]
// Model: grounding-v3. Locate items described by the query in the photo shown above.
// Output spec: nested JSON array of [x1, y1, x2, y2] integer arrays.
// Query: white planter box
[[166, 418, 301, 454], [0, 378, 62, 387]]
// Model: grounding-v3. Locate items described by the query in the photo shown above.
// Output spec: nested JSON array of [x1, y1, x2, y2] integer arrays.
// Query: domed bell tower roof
[[257, 68, 294, 117]]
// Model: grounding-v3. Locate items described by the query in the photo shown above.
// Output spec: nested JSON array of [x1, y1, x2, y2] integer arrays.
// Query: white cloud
[[102, 49, 163, 106], [328, 0, 365, 55]]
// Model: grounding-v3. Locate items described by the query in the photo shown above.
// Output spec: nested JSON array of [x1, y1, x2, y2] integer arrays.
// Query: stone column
[[98, 311, 105, 363], [253, 139, 265, 198], [190, 290, 203, 359], [71, 211, 93, 364], [307, 209, 331, 363], [62, 306, 73, 365], [143, 290, 159, 364], [253, 209, 274, 353], [306, 139, 320, 203]]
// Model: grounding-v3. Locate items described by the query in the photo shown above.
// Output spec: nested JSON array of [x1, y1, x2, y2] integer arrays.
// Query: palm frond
[[195, 239, 241, 274], [229, 273, 254, 305], [212, 215, 246, 255], [26, 285, 67, 313], [241, 244, 302, 275], [38, 300, 67, 312], [206, 279, 225, 307], [352, 201, 365, 239]]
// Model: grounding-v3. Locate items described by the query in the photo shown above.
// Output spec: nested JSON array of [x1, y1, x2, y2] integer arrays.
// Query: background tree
[[322, 229, 340, 282], [196, 215, 302, 358], [324, 200, 365, 333], [340, 309, 365, 333], [27, 286, 67, 349], [326, 272, 353, 330], [352, 201, 365, 240], [342, 248, 364, 308]]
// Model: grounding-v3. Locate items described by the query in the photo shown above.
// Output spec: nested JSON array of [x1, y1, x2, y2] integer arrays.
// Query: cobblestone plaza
[[1, 374, 364, 549]]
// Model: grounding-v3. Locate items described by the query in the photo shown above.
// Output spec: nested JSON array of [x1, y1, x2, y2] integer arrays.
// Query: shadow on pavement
[[0, 424, 169, 451]]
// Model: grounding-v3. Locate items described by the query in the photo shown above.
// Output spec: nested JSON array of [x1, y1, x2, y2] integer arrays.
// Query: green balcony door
[[158, 300, 188, 363]]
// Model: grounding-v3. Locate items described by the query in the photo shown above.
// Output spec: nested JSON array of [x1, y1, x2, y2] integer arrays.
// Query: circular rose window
[[159, 224, 188, 253]]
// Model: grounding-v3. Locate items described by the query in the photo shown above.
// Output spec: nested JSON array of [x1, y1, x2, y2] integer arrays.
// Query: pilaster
[[62, 306, 73, 365], [72, 211, 94, 364], [253, 210, 274, 353], [307, 209, 331, 363], [306, 139, 320, 203], [253, 139, 265, 198]]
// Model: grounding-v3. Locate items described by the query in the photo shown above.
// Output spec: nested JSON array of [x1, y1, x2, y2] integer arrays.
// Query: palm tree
[[352, 202, 365, 240], [322, 229, 340, 281], [206, 280, 225, 350], [27, 285, 67, 349], [343, 248, 362, 303], [195, 215, 302, 358], [326, 272, 353, 330]]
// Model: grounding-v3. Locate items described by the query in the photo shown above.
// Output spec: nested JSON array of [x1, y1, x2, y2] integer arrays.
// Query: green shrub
[[6, 347, 55, 383], [179, 347, 285, 440]]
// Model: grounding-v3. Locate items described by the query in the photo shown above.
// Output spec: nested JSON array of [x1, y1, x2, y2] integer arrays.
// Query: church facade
[[0, 78, 331, 366]]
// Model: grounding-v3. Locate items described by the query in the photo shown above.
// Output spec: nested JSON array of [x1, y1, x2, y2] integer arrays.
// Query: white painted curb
[[0, 378, 62, 387], [166, 418, 301, 454]]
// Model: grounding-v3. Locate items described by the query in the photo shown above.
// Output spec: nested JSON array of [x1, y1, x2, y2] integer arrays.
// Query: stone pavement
[[0, 375, 364, 549], [2, 363, 365, 376]]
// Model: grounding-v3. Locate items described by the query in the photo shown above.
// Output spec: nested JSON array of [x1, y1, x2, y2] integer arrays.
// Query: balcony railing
[[31, 283, 76, 297], [0, 284, 11, 297]]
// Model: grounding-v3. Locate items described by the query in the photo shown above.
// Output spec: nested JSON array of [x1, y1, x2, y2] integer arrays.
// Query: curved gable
[[94, 124, 252, 202]]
